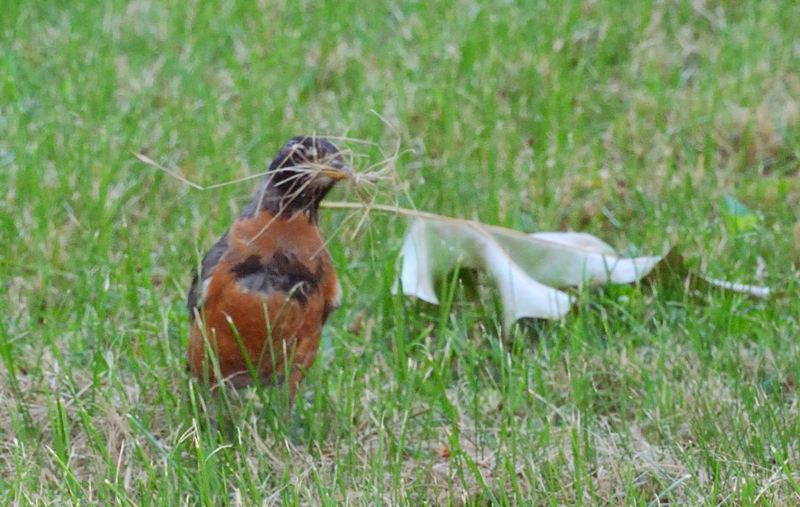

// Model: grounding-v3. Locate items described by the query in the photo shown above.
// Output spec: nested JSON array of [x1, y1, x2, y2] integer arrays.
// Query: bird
[[186, 135, 350, 410]]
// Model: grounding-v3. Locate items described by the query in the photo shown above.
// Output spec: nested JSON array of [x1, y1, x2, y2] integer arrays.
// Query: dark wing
[[186, 230, 230, 315]]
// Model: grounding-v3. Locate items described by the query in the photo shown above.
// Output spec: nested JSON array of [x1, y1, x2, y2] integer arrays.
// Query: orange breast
[[187, 211, 340, 394]]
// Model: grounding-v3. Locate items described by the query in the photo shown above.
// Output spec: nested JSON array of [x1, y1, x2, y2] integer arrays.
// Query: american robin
[[186, 136, 350, 405]]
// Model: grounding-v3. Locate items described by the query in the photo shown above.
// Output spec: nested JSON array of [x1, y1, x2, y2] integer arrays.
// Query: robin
[[186, 136, 350, 408]]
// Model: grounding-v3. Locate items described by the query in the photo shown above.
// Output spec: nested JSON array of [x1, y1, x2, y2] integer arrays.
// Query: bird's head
[[248, 136, 351, 220], [268, 136, 351, 192]]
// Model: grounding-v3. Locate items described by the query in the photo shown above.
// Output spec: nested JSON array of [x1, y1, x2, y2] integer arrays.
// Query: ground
[[1, 0, 799, 505]]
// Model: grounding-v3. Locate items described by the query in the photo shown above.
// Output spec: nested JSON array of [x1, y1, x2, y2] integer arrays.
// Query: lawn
[[1, 0, 799, 505]]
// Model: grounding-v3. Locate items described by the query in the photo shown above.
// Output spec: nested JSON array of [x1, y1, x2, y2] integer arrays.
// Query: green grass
[[1, 0, 799, 504]]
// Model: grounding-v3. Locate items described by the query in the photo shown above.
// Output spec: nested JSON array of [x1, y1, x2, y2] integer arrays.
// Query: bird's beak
[[322, 160, 352, 180]]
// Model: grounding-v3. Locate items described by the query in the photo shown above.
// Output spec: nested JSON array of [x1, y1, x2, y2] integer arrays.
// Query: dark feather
[[230, 251, 323, 304]]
